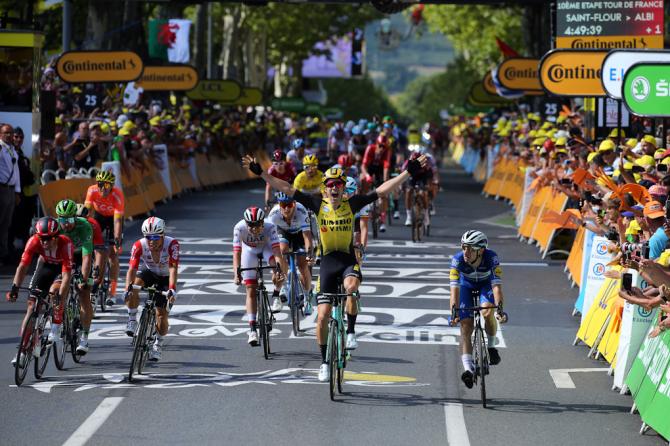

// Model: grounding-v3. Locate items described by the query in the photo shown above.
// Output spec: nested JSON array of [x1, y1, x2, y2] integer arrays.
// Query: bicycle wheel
[[128, 309, 148, 382], [327, 320, 338, 401], [138, 310, 155, 374], [290, 270, 300, 337], [15, 314, 36, 386], [53, 303, 67, 370], [259, 291, 271, 359], [337, 321, 345, 394], [34, 315, 52, 379], [475, 326, 487, 408], [90, 291, 98, 319], [69, 295, 83, 363]]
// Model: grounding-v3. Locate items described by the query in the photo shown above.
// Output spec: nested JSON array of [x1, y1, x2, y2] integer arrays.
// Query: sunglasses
[[461, 244, 481, 251], [272, 161, 285, 165], [325, 180, 344, 188], [279, 201, 295, 208], [58, 217, 75, 225], [247, 221, 263, 228], [97, 182, 112, 189], [145, 234, 162, 241], [305, 164, 317, 169], [39, 235, 56, 242]]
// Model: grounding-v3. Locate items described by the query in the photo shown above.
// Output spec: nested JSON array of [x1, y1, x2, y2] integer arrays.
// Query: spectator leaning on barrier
[[8, 127, 37, 254], [0, 123, 20, 265]]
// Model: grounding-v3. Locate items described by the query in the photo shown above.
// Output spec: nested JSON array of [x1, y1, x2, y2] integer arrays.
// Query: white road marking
[[549, 368, 609, 389], [444, 403, 471, 446], [62, 397, 124, 446]]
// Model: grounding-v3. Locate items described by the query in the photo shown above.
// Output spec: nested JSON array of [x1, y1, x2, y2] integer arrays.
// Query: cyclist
[[233, 207, 287, 346], [75, 203, 109, 302], [403, 151, 434, 228], [124, 217, 179, 362], [243, 154, 426, 382], [338, 153, 359, 179], [449, 230, 508, 389], [267, 192, 315, 315], [345, 177, 370, 264], [361, 134, 393, 232], [6, 218, 73, 363], [265, 149, 296, 210], [286, 138, 306, 172], [54, 199, 98, 354], [348, 125, 367, 165], [293, 154, 323, 197], [327, 123, 348, 164], [85, 169, 124, 300]]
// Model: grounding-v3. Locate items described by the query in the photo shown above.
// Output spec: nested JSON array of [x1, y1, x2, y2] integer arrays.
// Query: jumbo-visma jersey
[[449, 249, 502, 288]]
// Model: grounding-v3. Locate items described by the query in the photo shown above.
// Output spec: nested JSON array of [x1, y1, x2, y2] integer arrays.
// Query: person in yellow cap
[[597, 139, 616, 167], [634, 155, 655, 172], [608, 128, 625, 145], [641, 134, 657, 156]]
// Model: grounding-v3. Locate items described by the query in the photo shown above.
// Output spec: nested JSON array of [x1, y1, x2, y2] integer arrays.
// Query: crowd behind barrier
[[449, 112, 670, 440]]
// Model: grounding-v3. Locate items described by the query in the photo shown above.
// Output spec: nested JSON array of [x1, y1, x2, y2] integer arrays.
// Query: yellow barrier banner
[[597, 296, 625, 366], [519, 186, 549, 239], [169, 161, 183, 196], [39, 178, 94, 216], [508, 166, 525, 210], [567, 226, 585, 287], [533, 190, 568, 251], [576, 274, 621, 347], [121, 170, 150, 217], [141, 165, 169, 205], [483, 161, 503, 196]]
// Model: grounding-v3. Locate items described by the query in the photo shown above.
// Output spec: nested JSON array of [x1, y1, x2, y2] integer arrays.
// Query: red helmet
[[543, 139, 555, 152], [272, 149, 286, 162], [338, 154, 353, 168], [243, 207, 265, 224], [376, 135, 389, 147], [35, 217, 59, 237]]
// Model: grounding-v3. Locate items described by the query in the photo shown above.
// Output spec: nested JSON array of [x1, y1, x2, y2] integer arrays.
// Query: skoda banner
[[601, 50, 670, 100], [622, 62, 670, 117], [497, 58, 542, 91], [539, 50, 607, 96]]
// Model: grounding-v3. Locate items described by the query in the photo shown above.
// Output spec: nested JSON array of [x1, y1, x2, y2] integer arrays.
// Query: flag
[[541, 209, 581, 230], [148, 19, 192, 63], [491, 67, 523, 99], [495, 37, 520, 59]]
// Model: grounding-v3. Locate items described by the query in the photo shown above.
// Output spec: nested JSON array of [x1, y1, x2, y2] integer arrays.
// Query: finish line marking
[[549, 368, 609, 389], [62, 397, 124, 446], [445, 403, 471, 446]]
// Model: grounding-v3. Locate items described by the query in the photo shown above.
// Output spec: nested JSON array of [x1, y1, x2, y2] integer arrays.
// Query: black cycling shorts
[[92, 213, 115, 244], [136, 268, 169, 309], [29, 260, 62, 296], [317, 251, 363, 303], [278, 229, 305, 252], [409, 172, 432, 188]]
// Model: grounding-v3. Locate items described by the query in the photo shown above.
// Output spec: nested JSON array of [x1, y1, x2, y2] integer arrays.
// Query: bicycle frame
[[461, 304, 498, 408], [128, 286, 165, 382], [321, 289, 349, 400], [286, 250, 307, 336], [239, 255, 277, 359]]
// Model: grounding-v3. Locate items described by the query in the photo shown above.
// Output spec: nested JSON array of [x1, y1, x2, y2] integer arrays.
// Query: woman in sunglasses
[[243, 154, 426, 382], [6, 217, 74, 362], [124, 217, 179, 362]]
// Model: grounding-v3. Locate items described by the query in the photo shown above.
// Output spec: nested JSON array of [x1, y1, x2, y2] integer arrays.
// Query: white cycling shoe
[[248, 330, 259, 346], [393, 210, 400, 219], [148, 341, 162, 361], [404, 215, 412, 226], [379, 224, 387, 233], [271, 296, 284, 313], [318, 363, 329, 382], [125, 319, 137, 337], [76, 338, 89, 355], [346, 333, 358, 350], [47, 324, 61, 345]]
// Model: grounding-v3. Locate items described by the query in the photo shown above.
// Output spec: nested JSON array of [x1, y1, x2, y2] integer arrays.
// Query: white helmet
[[345, 176, 358, 195], [142, 216, 166, 236], [461, 230, 487, 249]]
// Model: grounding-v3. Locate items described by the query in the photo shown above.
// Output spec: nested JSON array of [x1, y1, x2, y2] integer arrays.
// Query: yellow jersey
[[293, 170, 324, 195]]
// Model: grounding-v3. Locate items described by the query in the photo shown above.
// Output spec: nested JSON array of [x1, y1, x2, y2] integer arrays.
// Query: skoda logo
[[631, 76, 650, 102], [637, 306, 653, 318]]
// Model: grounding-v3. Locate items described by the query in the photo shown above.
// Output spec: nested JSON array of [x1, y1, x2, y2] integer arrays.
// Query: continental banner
[[497, 58, 542, 91], [539, 50, 607, 97], [137, 65, 199, 91], [56, 51, 143, 83], [556, 36, 664, 50]]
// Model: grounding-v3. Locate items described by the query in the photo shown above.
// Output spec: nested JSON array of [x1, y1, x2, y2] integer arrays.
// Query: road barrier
[[38, 150, 270, 218], [468, 148, 668, 441]]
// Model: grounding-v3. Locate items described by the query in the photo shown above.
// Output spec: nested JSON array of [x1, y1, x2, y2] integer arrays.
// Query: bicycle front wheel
[[34, 315, 52, 379], [69, 296, 83, 363], [260, 291, 271, 359], [290, 271, 300, 337], [337, 322, 345, 394], [53, 305, 67, 370], [327, 320, 337, 401], [138, 310, 155, 374], [475, 326, 487, 408], [15, 314, 36, 386], [129, 310, 148, 382]]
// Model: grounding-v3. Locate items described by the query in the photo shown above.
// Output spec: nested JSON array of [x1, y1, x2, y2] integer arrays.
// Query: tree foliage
[[323, 76, 398, 121]]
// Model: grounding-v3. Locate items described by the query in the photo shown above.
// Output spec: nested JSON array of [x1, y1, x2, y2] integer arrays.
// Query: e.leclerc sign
[[539, 49, 607, 96], [601, 50, 670, 99], [622, 62, 670, 117], [56, 51, 143, 83]]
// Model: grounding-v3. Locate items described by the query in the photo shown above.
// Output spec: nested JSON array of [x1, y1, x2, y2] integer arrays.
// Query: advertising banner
[[497, 58, 542, 91], [483, 72, 498, 95], [576, 272, 620, 347], [137, 65, 199, 91], [56, 51, 143, 83], [622, 62, 670, 117], [221, 88, 263, 107], [186, 80, 242, 102], [556, 35, 664, 50], [601, 50, 670, 99], [539, 50, 607, 96]]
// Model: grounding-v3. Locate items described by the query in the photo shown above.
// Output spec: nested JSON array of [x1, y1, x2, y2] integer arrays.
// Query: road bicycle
[[238, 255, 278, 360], [128, 285, 169, 382], [53, 266, 85, 370], [285, 250, 309, 336], [14, 287, 54, 386], [410, 184, 430, 243], [320, 286, 353, 401], [92, 258, 113, 317]]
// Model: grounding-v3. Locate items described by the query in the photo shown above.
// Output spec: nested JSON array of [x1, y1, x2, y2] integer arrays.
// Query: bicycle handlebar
[[460, 305, 499, 311], [131, 284, 169, 296]]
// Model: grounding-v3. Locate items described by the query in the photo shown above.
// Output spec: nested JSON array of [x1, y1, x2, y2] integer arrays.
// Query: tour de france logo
[[631, 76, 650, 102]]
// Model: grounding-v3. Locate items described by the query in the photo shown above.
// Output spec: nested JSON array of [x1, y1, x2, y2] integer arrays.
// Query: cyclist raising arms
[[242, 153, 426, 382], [124, 217, 179, 361], [265, 149, 296, 210], [6, 218, 73, 362], [449, 230, 508, 389], [267, 192, 315, 315], [232, 207, 287, 346], [85, 170, 124, 299]]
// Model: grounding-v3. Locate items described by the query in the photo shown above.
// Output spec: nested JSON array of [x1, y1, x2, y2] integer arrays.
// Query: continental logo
[[56, 51, 143, 83], [546, 64, 601, 83], [556, 36, 664, 50], [138, 66, 199, 91], [503, 67, 538, 80], [497, 58, 542, 91]]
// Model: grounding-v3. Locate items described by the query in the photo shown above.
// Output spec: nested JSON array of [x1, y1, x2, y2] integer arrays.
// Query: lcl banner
[[539, 49, 607, 96], [186, 79, 242, 102], [497, 58, 542, 91]]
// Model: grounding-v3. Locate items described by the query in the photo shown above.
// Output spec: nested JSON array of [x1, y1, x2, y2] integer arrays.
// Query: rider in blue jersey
[[449, 230, 508, 389]]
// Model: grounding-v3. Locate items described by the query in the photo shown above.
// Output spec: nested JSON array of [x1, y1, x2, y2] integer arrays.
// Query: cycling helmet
[[376, 135, 389, 147], [275, 192, 294, 203], [382, 115, 393, 124], [351, 125, 361, 136], [141, 216, 166, 236], [96, 169, 115, 184], [461, 230, 488, 249], [366, 122, 378, 131], [55, 199, 77, 217], [345, 176, 358, 195], [243, 206, 265, 224], [35, 217, 59, 237], [303, 154, 319, 166], [272, 149, 286, 162], [292, 138, 305, 150], [338, 154, 353, 169], [76, 203, 89, 217], [323, 167, 346, 184]]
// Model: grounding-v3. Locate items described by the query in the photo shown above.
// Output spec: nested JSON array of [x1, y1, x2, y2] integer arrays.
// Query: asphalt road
[[0, 165, 664, 445]]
